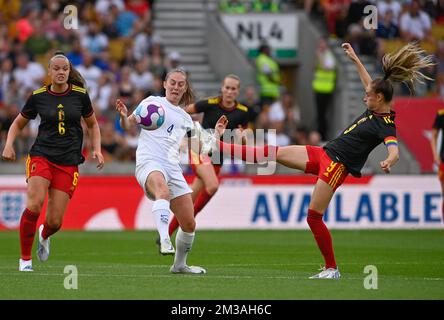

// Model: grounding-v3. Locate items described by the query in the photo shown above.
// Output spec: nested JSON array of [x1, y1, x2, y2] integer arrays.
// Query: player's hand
[[116, 99, 128, 117], [341, 43, 358, 62], [1, 145, 16, 161], [434, 154, 441, 165], [92, 150, 105, 170], [380, 160, 391, 174], [215, 115, 228, 139]]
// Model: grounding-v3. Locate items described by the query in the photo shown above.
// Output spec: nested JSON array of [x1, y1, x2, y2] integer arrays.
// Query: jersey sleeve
[[380, 124, 398, 147], [20, 94, 37, 120], [194, 99, 208, 113], [81, 92, 94, 118]]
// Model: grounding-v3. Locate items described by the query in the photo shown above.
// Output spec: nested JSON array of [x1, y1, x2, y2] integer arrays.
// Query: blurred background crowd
[[1, 0, 444, 173]]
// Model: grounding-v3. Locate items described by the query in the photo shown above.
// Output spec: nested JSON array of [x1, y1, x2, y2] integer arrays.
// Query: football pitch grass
[[0, 230, 443, 300]]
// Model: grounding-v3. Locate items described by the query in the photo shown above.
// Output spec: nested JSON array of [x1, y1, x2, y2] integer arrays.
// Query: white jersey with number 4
[[132, 96, 194, 168]]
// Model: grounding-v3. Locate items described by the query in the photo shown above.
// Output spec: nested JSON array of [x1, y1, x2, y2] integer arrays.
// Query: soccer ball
[[134, 101, 165, 130]]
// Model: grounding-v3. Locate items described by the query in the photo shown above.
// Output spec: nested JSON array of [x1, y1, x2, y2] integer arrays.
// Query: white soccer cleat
[[37, 224, 50, 262], [170, 264, 207, 274], [194, 121, 217, 156], [309, 266, 341, 279], [159, 238, 175, 255], [19, 259, 33, 272]]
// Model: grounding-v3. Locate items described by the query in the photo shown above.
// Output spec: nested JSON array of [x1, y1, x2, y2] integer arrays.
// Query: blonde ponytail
[[381, 42, 434, 92]]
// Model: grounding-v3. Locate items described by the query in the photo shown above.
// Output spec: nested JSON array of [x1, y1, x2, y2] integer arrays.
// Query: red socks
[[218, 141, 278, 163], [307, 209, 337, 269], [42, 222, 61, 240], [168, 215, 180, 236], [169, 189, 213, 236], [19, 208, 40, 260]]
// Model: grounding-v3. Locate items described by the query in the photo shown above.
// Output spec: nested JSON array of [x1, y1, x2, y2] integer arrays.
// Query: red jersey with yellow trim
[[324, 109, 397, 177], [21, 84, 94, 165], [432, 108, 444, 162]]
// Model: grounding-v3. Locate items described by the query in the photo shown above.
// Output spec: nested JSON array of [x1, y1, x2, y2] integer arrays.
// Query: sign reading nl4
[[220, 13, 298, 58]]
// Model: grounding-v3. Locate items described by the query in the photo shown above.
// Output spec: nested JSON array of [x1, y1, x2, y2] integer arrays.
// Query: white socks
[[152, 199, 171, 241], [174, 228, 195, 267]]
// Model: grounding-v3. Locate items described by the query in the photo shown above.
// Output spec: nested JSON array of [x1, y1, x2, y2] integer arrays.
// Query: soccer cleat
[[309, 266, 341, 279], [159, 238, 175, 255], [170, 264, 206, 274], [194, 121, 217, 156], [37, 224, 50, 262], [19, 259, 33, 272]]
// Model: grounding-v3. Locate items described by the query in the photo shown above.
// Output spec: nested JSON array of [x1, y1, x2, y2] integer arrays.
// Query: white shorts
[[135, 161, 192, 201]]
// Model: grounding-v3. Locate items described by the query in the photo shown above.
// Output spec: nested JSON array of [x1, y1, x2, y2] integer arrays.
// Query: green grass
[[0, 230, 443, 299]]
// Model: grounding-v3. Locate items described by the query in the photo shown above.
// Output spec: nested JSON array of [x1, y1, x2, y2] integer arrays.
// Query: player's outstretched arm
[[185, 103, 197, 114], [2, 114, 29, 161], [341, 43, 372, 89], [116, 99, 136, 131], [380, 145, 399, 174]]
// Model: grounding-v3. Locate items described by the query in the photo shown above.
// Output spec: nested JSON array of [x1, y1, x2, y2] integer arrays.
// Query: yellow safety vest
[[312, 67, 336, 94], [256, 53, 280, 99]]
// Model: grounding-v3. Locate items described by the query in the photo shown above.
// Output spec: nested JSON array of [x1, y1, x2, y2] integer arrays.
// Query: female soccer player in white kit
[[116, 69, 206, 274]]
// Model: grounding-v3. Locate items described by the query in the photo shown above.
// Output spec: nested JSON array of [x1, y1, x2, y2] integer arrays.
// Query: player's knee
[[45, 217, 62, 230], [180, 220, 196, 233], [154, 187, 170, 200], [26, 196, 45, 213], [205, 182, 219, 196]]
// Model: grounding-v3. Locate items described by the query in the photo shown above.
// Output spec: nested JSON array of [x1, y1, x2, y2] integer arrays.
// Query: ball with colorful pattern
[[134, 102, 165, 130]]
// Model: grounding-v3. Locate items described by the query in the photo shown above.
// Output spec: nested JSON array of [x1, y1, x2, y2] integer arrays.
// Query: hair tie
[[383, 71, 392, 80]]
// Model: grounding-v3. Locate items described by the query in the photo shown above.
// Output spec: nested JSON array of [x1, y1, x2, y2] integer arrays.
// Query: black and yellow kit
[[195, 96, 249, 130], [324, 109, 397, 177], [20, 84, 94, 166]]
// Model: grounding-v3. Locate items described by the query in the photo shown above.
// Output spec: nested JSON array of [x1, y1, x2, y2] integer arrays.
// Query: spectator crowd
[[5, 0, 443, 172]]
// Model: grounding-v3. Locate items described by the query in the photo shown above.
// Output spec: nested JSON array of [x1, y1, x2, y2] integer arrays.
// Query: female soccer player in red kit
[[205, 42, 433, 278], [1, 52, 104, 271]]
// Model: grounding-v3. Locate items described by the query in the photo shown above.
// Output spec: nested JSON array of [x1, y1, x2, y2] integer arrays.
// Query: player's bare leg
[[307, 180, 340, 279], [19, 176, 49, 271], [37, 188, 70, 262], [169, 193, 206, 274], [147, 171, 175, 255]]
